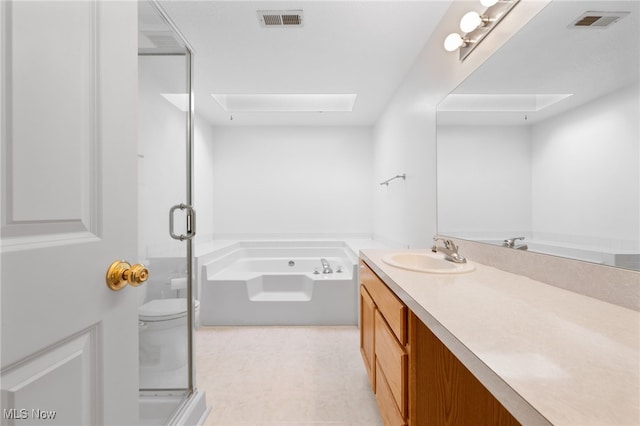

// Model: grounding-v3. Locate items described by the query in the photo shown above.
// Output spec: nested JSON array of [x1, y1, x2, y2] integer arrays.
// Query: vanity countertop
[[360, 249, 639, 426]]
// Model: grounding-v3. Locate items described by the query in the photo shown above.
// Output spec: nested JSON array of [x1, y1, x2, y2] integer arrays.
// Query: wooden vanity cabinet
[[359, 259, 521, 426], [359, 260, 408, 425], [375, 310, 408, 422], [408, 313, 520, 426], [360, 284, 376, 388]]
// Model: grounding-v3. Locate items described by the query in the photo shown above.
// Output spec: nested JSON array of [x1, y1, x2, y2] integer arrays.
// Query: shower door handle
[[169, 203, 196, 241]]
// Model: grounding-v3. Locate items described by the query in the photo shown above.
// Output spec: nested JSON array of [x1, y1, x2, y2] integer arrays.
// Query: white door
[[1, 1, 140, 425]]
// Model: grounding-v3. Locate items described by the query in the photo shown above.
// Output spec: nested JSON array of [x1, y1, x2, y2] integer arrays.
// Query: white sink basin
[[382, 252, 475, 274]]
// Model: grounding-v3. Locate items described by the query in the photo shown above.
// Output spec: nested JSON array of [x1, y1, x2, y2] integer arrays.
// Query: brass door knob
[[106, 260, 149, 291]]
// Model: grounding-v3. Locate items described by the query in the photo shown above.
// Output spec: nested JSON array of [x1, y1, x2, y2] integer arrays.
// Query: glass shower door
[[138, 1, 196, 423]]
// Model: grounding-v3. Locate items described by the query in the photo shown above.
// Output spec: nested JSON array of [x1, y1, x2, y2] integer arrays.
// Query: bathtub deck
[[196, 326, 383, 426]]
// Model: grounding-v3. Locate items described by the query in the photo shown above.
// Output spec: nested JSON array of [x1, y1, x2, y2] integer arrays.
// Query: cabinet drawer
[[375, 359, 406, 426], [360, 260, 407, 344], [375, 310, 407, 418], [360, 285, 376, 390]]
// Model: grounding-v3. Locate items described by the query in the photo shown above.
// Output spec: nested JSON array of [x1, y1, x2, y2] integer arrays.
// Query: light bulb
[[460, 11, 483, 33], [480, 0, 499, 7], [444, 33, 464, 52]]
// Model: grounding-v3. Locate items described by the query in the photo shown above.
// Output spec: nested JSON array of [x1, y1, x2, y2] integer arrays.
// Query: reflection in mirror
[[437, 1, 639, 271], [139, 0, 188, 56]]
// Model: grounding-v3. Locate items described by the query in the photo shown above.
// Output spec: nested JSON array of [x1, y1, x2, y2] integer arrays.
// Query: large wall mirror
[[437, 0, 639, 271]]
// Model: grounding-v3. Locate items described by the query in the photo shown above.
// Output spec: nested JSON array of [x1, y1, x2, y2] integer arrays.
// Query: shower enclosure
[[138, 1, 201, 424]]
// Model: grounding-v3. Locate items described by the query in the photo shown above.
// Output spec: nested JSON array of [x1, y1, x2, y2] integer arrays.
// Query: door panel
[[1, 1, 139, 424], [1, 326, 99, 425], [2, 0, 98, 241]]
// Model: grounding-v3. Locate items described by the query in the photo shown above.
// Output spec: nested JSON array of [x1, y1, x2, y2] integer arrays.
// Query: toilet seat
[[139, 298, 200, 322]]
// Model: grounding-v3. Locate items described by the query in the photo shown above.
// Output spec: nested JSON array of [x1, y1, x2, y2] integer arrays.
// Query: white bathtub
[[199, 243, 358, 326]]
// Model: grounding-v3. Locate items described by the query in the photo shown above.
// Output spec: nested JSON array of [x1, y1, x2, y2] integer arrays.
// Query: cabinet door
[[360, 261, 407, 344], [360, 285, 376, 389], [375, 360, 406, 426], [375, 310, 408, 418]]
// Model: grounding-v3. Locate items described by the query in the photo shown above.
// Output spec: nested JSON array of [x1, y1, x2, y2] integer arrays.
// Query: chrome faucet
[[320, 258, 333, 274], [431, 238, 467, 263], [503, 237, 528, 250]]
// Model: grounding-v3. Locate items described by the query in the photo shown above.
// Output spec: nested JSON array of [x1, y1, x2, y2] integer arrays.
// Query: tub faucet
[[431, 238, 467, 264], [503, 237, 528, 250], [320, 258, 333, 274]]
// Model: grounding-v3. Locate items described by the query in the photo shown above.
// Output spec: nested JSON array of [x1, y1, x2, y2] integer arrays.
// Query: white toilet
[[138, 298, 200, 387]]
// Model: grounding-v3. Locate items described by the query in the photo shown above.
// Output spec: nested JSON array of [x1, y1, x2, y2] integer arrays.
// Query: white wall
[[210, 126, 373, 238], [531, 83, 640, 250], [437, 125, 532, 239], [194, 117, 215, 242], [371, 1, 549, 248]]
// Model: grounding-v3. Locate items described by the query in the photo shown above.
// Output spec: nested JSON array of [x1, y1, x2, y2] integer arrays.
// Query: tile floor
[[196, 326, 383, 426]]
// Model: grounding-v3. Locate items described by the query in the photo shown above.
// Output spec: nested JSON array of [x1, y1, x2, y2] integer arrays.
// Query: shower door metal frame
[[138, 0, 197, 399]]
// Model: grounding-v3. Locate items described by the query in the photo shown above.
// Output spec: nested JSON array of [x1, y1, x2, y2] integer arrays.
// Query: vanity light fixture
[[444, 0, 520, 61], [480, 0, 499, 7], [460, 11, 489, 33], [444, 33, 469, 52]]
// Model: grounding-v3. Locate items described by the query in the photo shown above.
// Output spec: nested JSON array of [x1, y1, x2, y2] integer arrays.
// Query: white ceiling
[[155, 1, 452, 126], [439, 0, 640, 125]]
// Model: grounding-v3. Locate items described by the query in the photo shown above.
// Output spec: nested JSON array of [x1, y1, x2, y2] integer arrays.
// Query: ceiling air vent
[[258, 10, 304, 28], [570, 11, 629, 28]]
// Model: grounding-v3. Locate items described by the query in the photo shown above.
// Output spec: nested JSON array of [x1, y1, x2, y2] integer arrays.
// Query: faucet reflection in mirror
[[503, 237, 528, 251]]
